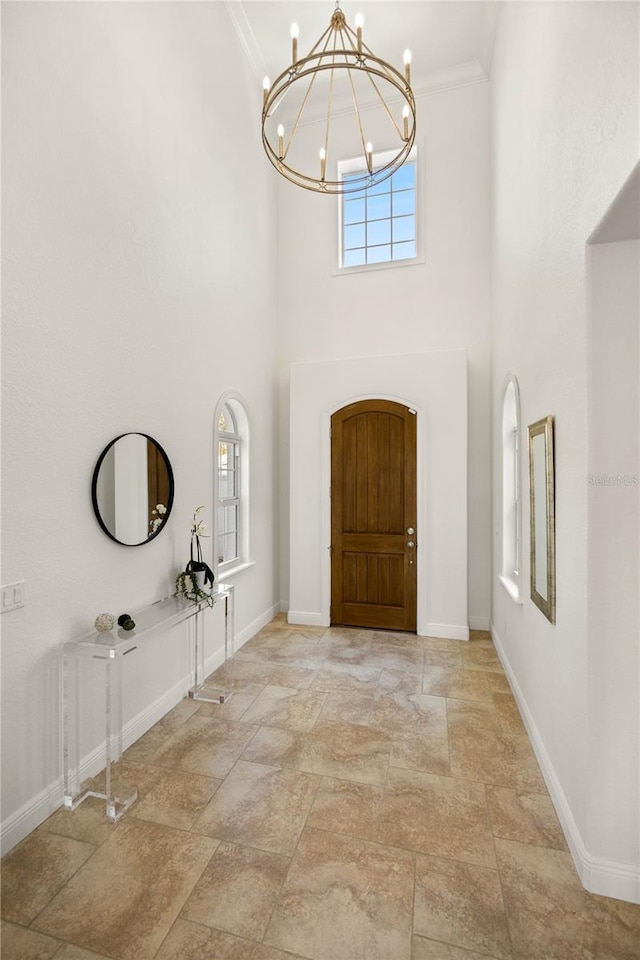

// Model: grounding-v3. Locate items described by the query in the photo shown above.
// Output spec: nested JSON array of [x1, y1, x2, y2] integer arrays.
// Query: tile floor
[[2, 617, 640, 959]]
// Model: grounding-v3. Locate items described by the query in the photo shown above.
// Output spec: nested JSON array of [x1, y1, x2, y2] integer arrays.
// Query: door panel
[[331, 399, 417, 631]]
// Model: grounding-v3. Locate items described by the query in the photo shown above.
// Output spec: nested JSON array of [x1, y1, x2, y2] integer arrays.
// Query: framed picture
[[528, 415, 556, 623]]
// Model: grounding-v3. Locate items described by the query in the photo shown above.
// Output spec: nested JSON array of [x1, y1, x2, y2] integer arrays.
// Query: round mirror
[[91, 433, 174, 546]]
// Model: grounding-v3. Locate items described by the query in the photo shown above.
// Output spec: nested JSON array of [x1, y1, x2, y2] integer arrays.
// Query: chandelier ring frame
[[262, 49, 416, 195]]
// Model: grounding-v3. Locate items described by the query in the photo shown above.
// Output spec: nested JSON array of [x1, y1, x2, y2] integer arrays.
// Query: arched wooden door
[[331, 399, 417, 631]]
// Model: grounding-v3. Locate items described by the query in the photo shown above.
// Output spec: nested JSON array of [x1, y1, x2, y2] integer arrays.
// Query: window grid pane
[[341, 160, 416, 268], [218, 432, 240, 566]]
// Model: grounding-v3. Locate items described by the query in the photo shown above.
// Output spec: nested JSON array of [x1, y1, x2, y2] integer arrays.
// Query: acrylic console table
[[63, 585, 232, 821]]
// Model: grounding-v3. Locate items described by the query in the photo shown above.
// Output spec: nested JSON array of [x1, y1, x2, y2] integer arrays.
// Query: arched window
[[501, 375, 522, 599], [215, 395, 250, 576]]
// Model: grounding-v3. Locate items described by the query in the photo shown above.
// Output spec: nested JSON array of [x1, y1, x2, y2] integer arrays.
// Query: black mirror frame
[[91, 433, 175, 546]]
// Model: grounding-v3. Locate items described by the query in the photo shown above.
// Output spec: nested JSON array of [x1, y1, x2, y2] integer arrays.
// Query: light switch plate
[[1, 581, 26, 612]]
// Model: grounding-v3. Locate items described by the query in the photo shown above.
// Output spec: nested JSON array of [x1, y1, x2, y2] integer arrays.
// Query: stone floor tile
[[461, 645, 505, 674], [250, 945, 309, 960], [414, 854, 511, 958], [151, 716, 257, 778], [121, 701, 202, 763], [496, 838, 640, 959], [317, 690, 375, 725], [219, 659, 318, 690], [37, 796, 116, 848], [379, 767, 496, 868], [131, 769, 221, 831], [306, 777, 384, 842], [53, 946, 115, 959], [486, 785, 567, 850], [446, 697, 503, 734], [491, 692, 527, 734], [0, 920, 61, 960], [194, 691, 261, 721], [235, 641, 326, 671], [486, 674, 512, 694], [377, 668, 425, 695], [86, 760, 168, 805], [298, 720, 392, 785], [264, 828, 414, 960], [449, 724, 546, 793], [368, 690, 446, 740], [412, 936, 508, 960], [422, 666, 492, 702], [1, 832, 95, 926], [389, 728, 450, 776], [193, 760, 320, 855], [240, 685, 327, 731], [240, 724, 307, 769], [181, 840, 289, 940], [422, 648, 464, 669], [153, 918, 255, 960], [311, 662, 383, 695], [32, 819, 217, 960]]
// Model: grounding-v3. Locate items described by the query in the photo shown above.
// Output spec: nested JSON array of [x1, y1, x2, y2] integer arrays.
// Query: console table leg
[[63, 644, 82, 809], [105, 654, 137, 821]]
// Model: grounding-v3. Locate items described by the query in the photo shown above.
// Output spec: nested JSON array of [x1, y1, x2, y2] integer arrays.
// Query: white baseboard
[[422, 622, 470, 642], [287, 610, 326, 627], [491, 622, 640, 905], [469, 616, 491, 631], [1, 602, 280, 857], [234, 602, 281, 649]]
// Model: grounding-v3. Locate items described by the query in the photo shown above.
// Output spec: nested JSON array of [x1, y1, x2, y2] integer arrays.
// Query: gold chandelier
[[261, 3, 416, 195]]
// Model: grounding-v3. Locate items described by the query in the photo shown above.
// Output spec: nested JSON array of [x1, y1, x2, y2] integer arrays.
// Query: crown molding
[[226, 3, 488, 91], [224, 0, 266, 81]]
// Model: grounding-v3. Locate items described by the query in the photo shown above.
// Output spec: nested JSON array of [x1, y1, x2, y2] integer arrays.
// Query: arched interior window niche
[[500, 374, 522, 600], [214, 393, 251, 578]]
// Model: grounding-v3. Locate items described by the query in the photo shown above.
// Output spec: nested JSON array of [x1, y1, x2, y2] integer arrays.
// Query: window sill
[[331, 253, 425, 278], [217, 560, 255, 582], [499, 575, 523, 604]]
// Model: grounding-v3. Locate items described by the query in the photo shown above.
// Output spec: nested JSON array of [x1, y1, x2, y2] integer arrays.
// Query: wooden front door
[[331, 399, 417, 631]]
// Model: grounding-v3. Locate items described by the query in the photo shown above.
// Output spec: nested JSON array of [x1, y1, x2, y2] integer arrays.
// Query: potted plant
[[175, 506, 216, 606]]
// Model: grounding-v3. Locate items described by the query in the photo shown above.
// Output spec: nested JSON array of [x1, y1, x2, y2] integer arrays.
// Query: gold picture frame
[[528, 415, 556, 623]]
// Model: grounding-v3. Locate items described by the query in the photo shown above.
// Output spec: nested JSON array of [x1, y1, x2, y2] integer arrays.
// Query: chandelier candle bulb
[[291, 23, 299, 64], [320, 147, 327, 181], [262, 75, 270, 107], [404, 49, 412, 85], [366, 141, 373, 173], [403, 104, 410, 141], [277, 124, 285, 159], [355, 14, 363, 55]]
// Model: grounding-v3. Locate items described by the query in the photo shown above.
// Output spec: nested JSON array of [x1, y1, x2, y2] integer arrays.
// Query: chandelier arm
[[282, 20, 340, 160], [283, 69, 320, 159], [342, 47, 369, 166], [283, 27, 336, 159], [363, 68, 405, 140], [306, 22, 334, 60], [322, 29, 341, 174], [333, 23, 369, 163]]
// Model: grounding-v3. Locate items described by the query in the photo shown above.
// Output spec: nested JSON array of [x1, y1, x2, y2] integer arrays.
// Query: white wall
[[277, 78, 491, 630], [1, 2, 279, 849], [289, 351, 468, 640], [490, 1, 639, 902]]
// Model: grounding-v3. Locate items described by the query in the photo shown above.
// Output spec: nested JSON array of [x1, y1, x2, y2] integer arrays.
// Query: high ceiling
[[226, 1, 502, 95]]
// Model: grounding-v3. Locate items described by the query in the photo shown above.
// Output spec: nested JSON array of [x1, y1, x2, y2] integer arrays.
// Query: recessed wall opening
[[586, 161, 639, 890]]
